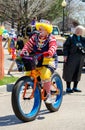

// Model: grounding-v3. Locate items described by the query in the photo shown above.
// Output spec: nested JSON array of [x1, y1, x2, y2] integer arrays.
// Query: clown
[[21, 19, 58, 103]]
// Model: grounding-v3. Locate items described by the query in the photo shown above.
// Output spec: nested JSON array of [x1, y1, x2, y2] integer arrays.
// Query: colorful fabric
[[22, 34, 58, 69], [25, 66, 52, 80], [22, 34, 57, 56], [21, 32, 58, 81]]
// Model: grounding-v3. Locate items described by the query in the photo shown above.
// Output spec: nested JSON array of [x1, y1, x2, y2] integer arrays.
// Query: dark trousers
[[66, 81, 78, 89]]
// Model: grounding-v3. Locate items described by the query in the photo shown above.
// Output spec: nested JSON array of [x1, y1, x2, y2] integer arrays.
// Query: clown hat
[[35, 19, 53, 34]]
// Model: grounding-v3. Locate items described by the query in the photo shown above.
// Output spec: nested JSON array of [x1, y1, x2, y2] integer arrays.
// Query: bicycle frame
[[23, 68, 60, 101]]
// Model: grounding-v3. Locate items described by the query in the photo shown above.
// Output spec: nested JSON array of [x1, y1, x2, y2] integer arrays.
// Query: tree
[[0, 0, 62, 26]]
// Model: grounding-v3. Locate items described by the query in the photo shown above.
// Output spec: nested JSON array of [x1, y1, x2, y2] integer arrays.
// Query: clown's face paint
[[39, 26, 48, 37]]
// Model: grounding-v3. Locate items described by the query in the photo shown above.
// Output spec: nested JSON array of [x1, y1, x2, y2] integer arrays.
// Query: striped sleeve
[[22, 35, 35, 53], [48, 35, 57, 56]]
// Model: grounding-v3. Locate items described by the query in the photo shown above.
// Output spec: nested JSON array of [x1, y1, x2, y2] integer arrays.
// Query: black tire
[[11, 76, 41, 122], [45, 72, 63, 112]]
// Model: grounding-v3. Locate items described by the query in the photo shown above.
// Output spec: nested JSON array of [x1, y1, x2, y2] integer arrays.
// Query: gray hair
[[75, 25, 85, 36]]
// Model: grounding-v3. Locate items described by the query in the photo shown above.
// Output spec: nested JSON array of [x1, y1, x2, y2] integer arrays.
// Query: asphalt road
[[0, 75, 85, 130], [0, 44, 85, 130]]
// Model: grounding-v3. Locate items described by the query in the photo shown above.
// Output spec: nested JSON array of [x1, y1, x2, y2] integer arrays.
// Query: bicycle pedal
[[51, 90, 56, 94], [23, 97, 30, 100], [51, 90, 60, 95]]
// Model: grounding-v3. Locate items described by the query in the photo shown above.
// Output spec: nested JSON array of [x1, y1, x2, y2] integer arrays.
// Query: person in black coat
[[16, 35, 24, 50], [63, 25, 85, 93]]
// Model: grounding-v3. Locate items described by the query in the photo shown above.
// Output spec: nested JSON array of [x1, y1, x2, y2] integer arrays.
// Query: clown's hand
[[43, 51, 50, 57], [20, 51, 29, 57]]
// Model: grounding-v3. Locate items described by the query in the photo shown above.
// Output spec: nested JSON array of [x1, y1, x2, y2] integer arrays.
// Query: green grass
[[0, 76, 18, 86]]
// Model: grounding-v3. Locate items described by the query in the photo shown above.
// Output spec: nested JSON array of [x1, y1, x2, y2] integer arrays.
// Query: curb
[[0, 71, 24, 93], [0, 83, 14, 93]]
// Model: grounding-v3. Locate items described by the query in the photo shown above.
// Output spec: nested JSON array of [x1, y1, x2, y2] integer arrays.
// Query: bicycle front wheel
[[45, 72, 63, 112], [11, 76, 41, 122]]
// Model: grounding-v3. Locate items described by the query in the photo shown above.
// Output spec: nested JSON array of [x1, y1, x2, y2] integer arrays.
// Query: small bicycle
[[11, 54, 63, 122]]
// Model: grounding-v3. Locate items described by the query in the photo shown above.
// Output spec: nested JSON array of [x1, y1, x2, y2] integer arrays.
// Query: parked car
[[52, 25, 66, 55]]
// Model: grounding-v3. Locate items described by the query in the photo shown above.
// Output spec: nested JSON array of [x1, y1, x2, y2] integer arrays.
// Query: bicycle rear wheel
[[45, 72, 63, 112], [11, 76, 41, 122]]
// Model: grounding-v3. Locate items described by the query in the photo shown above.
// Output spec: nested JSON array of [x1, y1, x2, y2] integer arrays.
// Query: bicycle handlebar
[[21, 53, 43, 60]]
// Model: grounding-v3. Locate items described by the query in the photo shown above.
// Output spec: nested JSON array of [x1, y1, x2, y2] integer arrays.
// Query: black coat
[[62, 34, 85, 82], [16, 40, 24, 50]]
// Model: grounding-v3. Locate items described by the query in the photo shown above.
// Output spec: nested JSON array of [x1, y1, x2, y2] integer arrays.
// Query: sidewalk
[[0, 45, 24, 92], [0, 71, 24, 93]]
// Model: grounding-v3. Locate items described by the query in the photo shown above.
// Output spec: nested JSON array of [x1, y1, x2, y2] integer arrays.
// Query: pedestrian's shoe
[[72, 88, 82, 92], [45, 94, 52, 104], [66, 88, 73, 93]]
